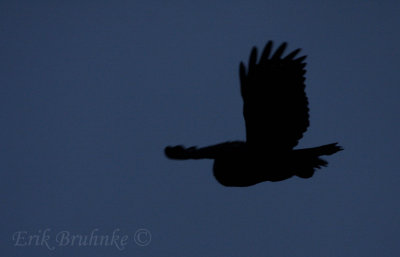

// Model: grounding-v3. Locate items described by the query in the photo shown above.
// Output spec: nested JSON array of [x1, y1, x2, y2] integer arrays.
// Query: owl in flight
[[165, 41, 342, 187]]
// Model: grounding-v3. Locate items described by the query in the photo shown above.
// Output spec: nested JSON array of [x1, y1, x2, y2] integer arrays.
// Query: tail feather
[[311, 142, 343, 156], [295, 142, 343, 178]]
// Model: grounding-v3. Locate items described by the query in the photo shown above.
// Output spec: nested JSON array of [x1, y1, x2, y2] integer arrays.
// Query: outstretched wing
[[165, 141, 245, 160], [239, 41, 309, 150]]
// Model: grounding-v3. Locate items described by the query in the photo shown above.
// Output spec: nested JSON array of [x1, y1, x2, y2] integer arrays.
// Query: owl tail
[[295, 143, 343, 178]]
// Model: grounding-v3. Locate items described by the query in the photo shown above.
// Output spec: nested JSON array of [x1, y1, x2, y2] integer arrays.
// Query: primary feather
[[240, 41, 309, 150]]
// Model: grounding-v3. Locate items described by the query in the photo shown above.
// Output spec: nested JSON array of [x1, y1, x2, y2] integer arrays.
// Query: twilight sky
[[1, 1, 400, 256]]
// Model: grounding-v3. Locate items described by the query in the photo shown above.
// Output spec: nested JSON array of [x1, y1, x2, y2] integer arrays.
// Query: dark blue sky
[[1, 1, 399, 256]]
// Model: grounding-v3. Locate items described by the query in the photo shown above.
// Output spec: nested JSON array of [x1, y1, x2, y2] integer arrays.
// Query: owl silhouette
[[165, 41, 342, 187]]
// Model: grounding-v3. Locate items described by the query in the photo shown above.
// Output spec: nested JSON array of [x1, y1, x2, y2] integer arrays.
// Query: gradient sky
[[1, 1, 400, 256]]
